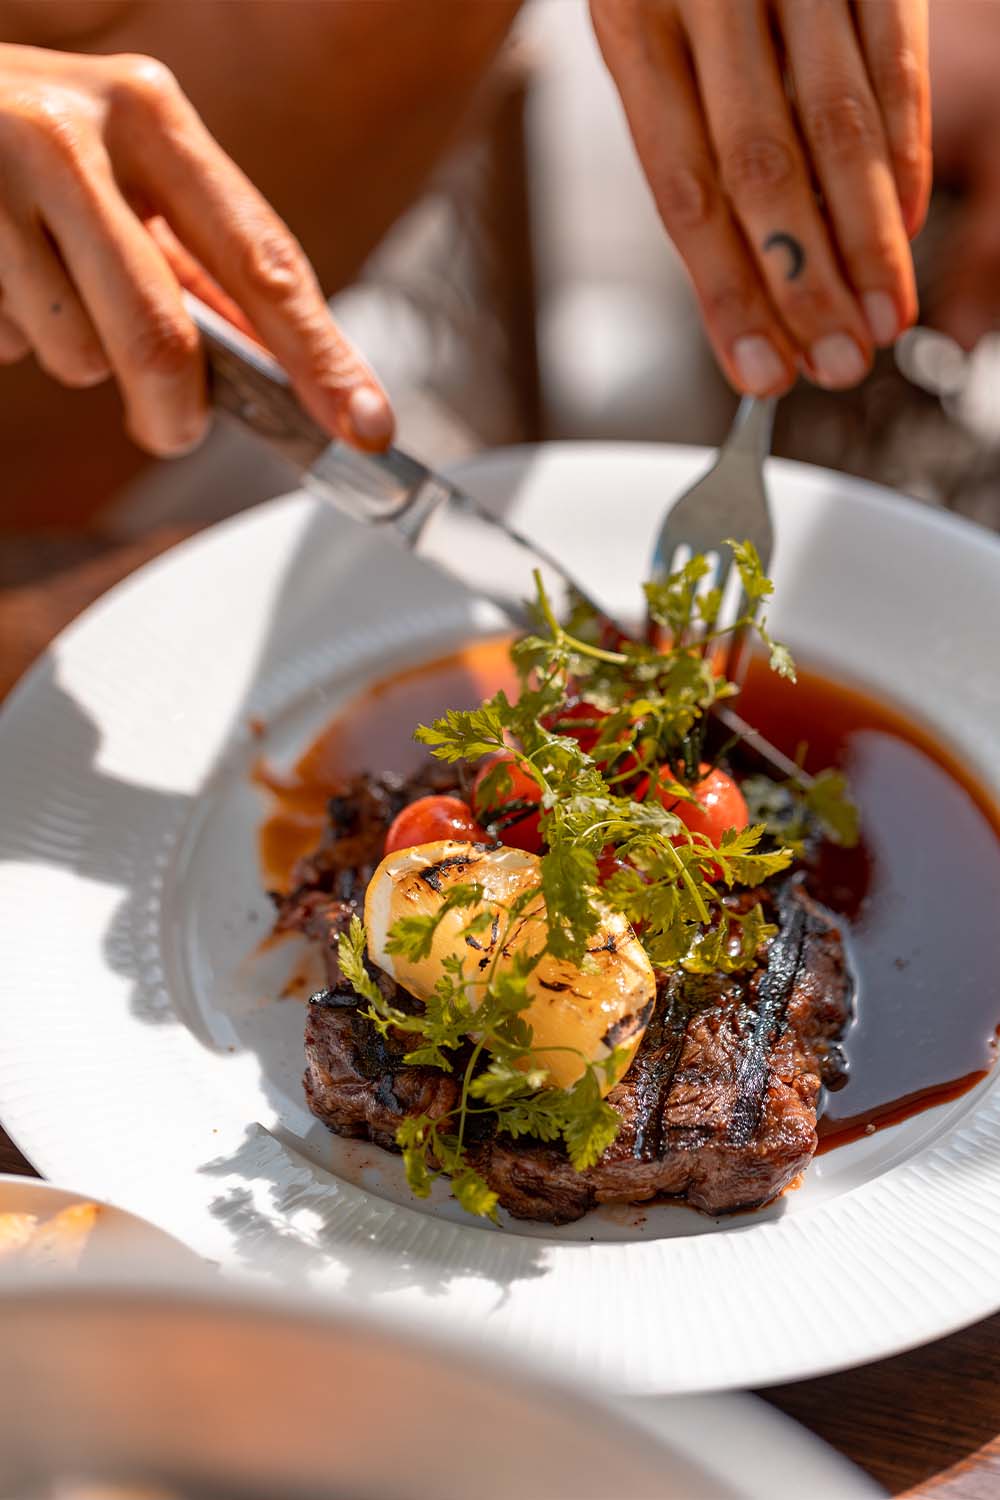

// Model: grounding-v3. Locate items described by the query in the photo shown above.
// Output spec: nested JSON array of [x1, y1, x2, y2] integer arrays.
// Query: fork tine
[[693, 550, 723, 647], [701, 558, 739, 676], [646, 401, 799, 780], [714, 561, 745, 638]]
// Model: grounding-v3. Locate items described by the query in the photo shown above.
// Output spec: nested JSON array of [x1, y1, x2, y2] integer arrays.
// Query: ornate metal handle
[[186, 293, 437, 529], [184, 293, 331, 470]]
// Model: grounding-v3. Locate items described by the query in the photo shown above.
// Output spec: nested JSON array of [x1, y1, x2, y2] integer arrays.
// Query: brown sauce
[[255, 637, 517, 892], [738, 655, 1000, 1146], [257, 639, 1000, 1146]]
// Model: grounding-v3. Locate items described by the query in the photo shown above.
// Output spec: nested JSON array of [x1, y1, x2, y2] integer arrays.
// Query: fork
[[649, 395, 776, 673], [646, 396, 809, 783]]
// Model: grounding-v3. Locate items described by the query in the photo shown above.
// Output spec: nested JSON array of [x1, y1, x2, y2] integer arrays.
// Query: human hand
[[0, 44, 394, 456], [591, 0, 931, 396]]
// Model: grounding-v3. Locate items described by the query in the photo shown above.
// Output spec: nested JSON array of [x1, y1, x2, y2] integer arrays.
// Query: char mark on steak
[[466, 877, 851, 1221], [727, 888, 807, 1148], [305, 981, 462, 1152]]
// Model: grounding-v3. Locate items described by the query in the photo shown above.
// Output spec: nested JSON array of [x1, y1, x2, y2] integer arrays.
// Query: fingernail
[[345, 384, 393, 447], [809, 333, 868, 389], [732, 335, 787, 394], [862, 291, 898, 347]]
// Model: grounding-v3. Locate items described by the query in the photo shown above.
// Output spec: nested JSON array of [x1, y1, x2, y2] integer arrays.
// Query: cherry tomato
[[599, 620, 633, 653], [541, 699, 611, 754], [597, 844, 627, 885], [655, 764, 749, 844], [384, 795, 488, 855], [472, 751, 543, 853]]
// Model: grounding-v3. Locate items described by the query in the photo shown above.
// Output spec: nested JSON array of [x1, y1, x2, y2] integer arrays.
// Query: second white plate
[[1, 443, 999, 1393]]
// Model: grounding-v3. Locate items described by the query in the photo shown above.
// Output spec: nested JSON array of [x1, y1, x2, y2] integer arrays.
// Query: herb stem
[[457, 1037, 488, 1154], [661, 838, 712, 924], [532, 568, 629, 666]]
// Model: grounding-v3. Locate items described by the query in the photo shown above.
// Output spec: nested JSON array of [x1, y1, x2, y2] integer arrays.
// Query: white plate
[[1, 442, 999, 1395]]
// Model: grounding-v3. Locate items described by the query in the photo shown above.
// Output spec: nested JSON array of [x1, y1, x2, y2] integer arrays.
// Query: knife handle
[[186, 292, 441, 532], [184, 293, 331, 471]]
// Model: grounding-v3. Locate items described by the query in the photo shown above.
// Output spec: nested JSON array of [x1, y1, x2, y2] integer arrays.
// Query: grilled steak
[[305, 979, 463, 1152], [279, 768, 853, 1224], [272, 763, 462, 929]]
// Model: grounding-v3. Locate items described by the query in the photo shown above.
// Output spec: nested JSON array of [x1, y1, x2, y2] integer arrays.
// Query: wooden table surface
[[1, 530, 998, 1498]]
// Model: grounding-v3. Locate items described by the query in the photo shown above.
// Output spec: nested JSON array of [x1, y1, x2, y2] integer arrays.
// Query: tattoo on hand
[[763, 232, 805, 281]]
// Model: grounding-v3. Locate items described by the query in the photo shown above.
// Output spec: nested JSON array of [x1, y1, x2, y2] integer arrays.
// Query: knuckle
[[720, 132, 797, 201], [303, 326, 360, 389], [14, 95, 87, 166], [113, 54, 179, 98], [856, 226, 906, 271], [656, 165, 715, 232], [128, 307, 199, 379], [237, 225, 307, 304], [872, 46, 924, 113], [894, 136, 929, 187], [802, 92, 881, 160], [700, 279, 758, 329], [111, 54, 181, 118]]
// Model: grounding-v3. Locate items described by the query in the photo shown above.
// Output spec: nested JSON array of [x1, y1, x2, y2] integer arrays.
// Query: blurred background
[[1, 0, 998, 695]]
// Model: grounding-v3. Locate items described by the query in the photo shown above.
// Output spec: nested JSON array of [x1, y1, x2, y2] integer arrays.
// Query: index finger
[[110, 66, 393, 450]]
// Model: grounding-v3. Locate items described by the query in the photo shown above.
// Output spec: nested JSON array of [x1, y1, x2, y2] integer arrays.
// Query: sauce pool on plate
[[255, 637, 517, 890], [738, 655, 1000, 1148], [257, 638, 1000, 1149]]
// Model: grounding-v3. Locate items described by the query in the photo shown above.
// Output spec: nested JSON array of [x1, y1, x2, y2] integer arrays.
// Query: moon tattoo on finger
[[763, 232, 805, 281]]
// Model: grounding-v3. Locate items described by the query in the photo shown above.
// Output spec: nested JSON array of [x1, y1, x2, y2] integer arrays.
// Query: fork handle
[[722, 396, 776, 461]]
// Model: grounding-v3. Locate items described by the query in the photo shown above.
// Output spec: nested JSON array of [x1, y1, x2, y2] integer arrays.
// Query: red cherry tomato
[[597, 844, 627, 885], [384, 795, 488, 855], [472, 752, 543, 853], [599, 621, 633, 653], [543, 700, 649, 789], [540, 699, 611, 754], [655, 763, 749, 855]]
